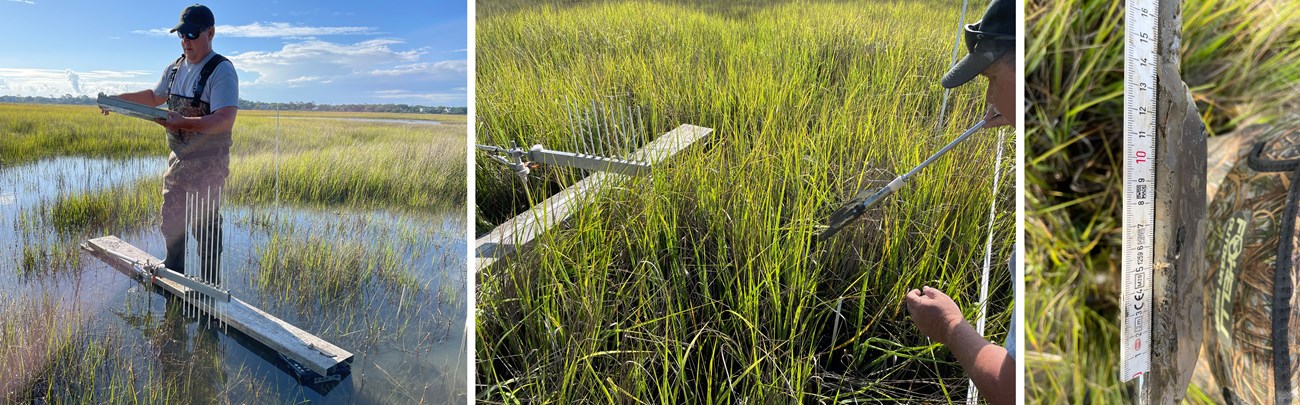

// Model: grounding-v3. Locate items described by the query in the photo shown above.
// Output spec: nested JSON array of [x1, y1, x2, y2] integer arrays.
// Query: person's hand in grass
[[904, 286, 1015, 405]]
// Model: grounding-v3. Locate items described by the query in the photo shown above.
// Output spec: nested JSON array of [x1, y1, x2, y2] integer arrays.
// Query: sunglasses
[[176, 28, 209, 40], [963, 24, 1013, 52]]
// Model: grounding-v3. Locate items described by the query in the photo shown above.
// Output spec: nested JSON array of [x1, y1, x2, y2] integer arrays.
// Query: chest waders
[[160, 53, 232, 285], [1205, 120, 1300, 405]]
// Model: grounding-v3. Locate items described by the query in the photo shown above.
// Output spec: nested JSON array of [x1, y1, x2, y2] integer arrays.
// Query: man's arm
[[944, 316, 1015, 405], [157, 106, 237, 133], [111, 90, 167, 108], [904, 286, 1015, 405]]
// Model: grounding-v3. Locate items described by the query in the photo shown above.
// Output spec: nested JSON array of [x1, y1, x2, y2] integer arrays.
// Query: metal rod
[[636, 105, 647, 160], [582, 101, 595, 155], [898, 119, 987, 182], [219, 185, 225, 332], [565, 97, 579, 154], [186, 189, 193, 318]]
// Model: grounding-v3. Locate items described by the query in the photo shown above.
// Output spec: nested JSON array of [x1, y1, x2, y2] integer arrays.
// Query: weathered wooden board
[[475, 124, 713, 271], [84, 235, 353, 376]]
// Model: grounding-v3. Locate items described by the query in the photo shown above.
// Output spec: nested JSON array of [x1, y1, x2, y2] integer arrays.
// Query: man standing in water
[[903, 0, 1015, 403], [103, 4, 237, 283]]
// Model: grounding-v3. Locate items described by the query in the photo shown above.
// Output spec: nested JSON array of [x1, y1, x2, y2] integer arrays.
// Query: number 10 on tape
[[1121, 0, 1158, 382]]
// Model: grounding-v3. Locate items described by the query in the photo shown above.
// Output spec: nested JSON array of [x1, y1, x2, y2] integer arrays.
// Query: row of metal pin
[[562, 97, 648, 162], [184, 185, 225, 334]]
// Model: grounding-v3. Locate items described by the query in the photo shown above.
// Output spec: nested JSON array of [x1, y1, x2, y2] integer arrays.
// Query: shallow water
[[0, 157, 467, 403]]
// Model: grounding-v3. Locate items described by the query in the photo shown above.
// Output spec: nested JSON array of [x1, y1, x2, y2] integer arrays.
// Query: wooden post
[[1147, 0, 1207, 401]]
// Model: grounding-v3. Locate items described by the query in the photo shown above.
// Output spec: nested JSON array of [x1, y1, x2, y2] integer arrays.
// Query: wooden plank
[[475, 124, 713, 271], [84, 235, 353, 376]]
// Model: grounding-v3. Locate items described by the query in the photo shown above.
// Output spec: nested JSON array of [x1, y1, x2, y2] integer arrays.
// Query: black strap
[[191, 53, 229, 109], [166, 54, 185, 95], [1274, 166, 1299, 405], [1248, 140, 1300, 173]]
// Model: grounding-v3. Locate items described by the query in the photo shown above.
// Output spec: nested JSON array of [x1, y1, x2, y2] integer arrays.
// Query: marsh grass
[[0, 290, 282, 403], [1026, 0, 1300, 402], [476, 0, 1015, 402], [254, 227, 417, 309]]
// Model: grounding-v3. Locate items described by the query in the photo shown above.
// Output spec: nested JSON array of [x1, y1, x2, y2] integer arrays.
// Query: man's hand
[[904, 286, 967, 345], [155, 110, 189, 131], [983, 108, 1012, 128]]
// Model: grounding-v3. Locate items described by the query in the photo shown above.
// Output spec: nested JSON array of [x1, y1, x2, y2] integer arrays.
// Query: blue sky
[[0, 0, 467, 106]]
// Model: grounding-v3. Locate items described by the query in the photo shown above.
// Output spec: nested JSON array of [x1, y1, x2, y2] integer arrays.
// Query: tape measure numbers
[[1121, 0, 1159, 382]]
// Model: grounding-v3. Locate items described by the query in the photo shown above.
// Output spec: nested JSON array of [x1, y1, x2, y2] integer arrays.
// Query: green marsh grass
[[1027, 0, 1300, 402], [0, 291, 280, 403], [0, 104, 466, 211], [477, 0, 1015, 402], [255, 226, 418, 309]]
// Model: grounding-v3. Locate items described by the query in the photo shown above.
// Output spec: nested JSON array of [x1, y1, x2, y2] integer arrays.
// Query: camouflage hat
[[1205, 118, 1300, 404]]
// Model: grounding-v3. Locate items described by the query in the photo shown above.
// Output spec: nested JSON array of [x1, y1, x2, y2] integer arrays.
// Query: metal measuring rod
[[479, 98, 656, 184], [96, 245, 232, 305], [817, 119, 988, 242], [477, 142, 652, 183]]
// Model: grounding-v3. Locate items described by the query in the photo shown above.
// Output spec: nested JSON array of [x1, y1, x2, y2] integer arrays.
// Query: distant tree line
[[0, 94, 465, 115]]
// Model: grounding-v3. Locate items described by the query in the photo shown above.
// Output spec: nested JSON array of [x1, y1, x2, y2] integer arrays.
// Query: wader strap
[[1248, 140, 1300, 173], [166, 54, 185, 95], [1273, 166, 1299, 405], [191, 54, 229, 109]]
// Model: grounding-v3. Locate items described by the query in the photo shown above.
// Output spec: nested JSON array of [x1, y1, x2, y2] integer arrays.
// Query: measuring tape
[[1121, 0, 1159, 383]]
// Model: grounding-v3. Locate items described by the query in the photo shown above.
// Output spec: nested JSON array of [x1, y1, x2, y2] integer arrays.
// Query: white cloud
[[368, 60, 465, 79], [230, 39, 421, 85], [64, 69, 81, 94], [6, 0, 35, 4], [285, 76, 322, 86], [0, 68, 156, 97], [134, 22, 376, 38]]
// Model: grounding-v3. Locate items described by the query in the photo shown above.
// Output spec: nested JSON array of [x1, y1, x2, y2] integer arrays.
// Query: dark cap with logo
[[940, 0, 1015, 89], [169, 4, 215, 36]]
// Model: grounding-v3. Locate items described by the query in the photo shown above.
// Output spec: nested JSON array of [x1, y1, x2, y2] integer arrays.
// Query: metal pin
[[205, 185, 213, 324], [186, 189, 193, 319], [218, 185, 225, 333], [569, 97, 580, 153], [622, 104, 633, 156], [613, 103, 625, 157], [597, 100, 608, 156], [582, 101, 595, 155], [636, 105, 647, 161], [627, 103, 636, 155]]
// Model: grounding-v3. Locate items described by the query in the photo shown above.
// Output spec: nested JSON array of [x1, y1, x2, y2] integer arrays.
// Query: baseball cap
[[169, 4, 215, 36], [940, 0, 1015, 89]]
